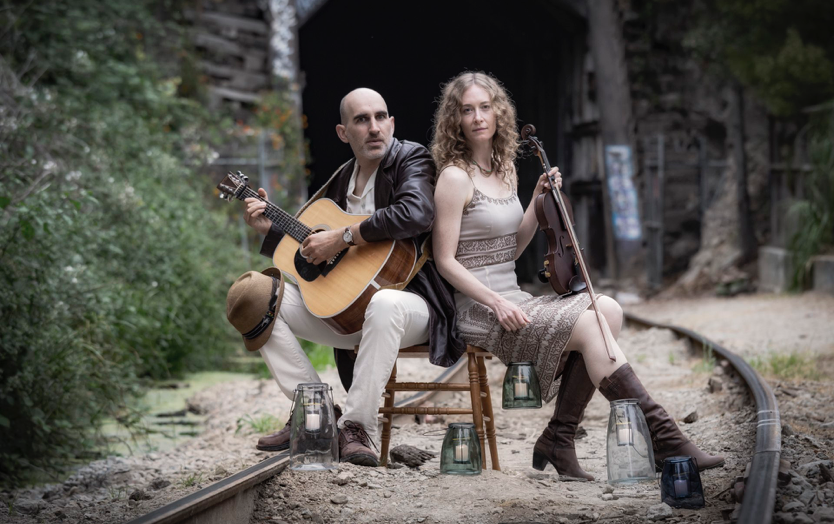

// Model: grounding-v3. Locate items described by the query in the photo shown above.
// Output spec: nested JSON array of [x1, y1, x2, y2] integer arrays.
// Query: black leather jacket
[[260, 138, 466, 389]]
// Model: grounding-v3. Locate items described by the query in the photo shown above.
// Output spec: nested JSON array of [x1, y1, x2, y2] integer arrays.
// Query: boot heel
[[532, 450, 551, 471]]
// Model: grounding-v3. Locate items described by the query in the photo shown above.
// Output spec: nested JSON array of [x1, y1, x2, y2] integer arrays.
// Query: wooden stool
[[362, 344, 500, 471]]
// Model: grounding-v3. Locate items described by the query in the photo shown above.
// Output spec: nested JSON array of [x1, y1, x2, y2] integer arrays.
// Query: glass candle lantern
[[660, 456, 705, 509], [502, 362, 542, 409], [606, 399, 655, 484], [440, 423, 481, 475], [289, 383, 339, 471]]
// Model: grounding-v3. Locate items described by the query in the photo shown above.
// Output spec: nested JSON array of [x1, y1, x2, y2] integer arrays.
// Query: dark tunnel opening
[[298, 0, 597, 282]]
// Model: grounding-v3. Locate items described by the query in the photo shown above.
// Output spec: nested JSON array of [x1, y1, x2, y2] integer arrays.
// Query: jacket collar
[[381, 138, 402, 171]]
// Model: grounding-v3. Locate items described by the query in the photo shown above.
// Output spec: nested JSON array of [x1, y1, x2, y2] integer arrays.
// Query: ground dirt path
[[2, 292, 832, 524]]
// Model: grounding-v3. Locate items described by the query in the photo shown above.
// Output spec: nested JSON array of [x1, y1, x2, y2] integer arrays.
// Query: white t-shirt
[[345, 162, 377, 215]]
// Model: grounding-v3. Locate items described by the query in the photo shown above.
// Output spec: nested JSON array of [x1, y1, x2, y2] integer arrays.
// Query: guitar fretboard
[[237, 187, 311, 243]]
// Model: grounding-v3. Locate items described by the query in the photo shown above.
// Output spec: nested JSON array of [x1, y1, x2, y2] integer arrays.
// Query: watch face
[[343, 230, 352, 243]]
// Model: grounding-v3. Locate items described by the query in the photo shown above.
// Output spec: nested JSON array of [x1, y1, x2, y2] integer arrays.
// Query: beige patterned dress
[[454, 187, 594, 402]]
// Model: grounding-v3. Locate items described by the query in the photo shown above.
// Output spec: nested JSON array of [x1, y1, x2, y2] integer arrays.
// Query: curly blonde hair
[[431, 72, 520, 189]]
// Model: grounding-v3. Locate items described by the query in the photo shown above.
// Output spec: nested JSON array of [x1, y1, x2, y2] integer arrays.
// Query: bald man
[[243, 89, 465, 466]]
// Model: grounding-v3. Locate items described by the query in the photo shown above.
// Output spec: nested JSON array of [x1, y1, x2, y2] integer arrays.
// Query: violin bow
[[521, 124, 617, 362]]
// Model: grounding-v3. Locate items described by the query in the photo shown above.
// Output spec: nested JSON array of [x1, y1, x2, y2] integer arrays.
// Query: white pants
[[258, 282, 430, 442]]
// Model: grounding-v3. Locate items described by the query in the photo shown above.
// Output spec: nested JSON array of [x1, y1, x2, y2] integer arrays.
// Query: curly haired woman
[[431, 71, 723, 480]]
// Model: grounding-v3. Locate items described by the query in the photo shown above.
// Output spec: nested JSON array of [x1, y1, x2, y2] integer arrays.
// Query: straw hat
[[226, 267, 285, 351]]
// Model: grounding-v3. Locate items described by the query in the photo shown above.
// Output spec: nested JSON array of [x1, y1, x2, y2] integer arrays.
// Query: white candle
[[514, 382, 529, 399], [674, 478, 689, 498], [454, 442, 469, 462], [617, 426, 632, 446], [305, 412, 321, 432]]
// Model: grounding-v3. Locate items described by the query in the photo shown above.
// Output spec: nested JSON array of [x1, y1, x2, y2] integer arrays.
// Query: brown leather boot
[[256, 404, 342, 452], [532, 352, 596, 481], [338, 420, 379, 467], [598, 364, 724, 471]]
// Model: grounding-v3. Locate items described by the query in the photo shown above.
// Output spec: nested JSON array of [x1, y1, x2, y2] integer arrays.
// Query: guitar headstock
[[217, 171, 250, 202]]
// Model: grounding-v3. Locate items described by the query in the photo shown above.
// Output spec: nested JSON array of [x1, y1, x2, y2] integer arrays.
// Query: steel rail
[[130, 315, 778, 524], [125, 359, 467, 524], [625, 312, 780, 524]]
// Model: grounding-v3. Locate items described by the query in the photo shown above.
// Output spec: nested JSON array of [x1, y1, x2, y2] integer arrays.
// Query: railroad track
[[127, 313, 780, 524]]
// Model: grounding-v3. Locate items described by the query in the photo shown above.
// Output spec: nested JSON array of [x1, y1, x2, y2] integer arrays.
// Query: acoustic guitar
[[217, 171, 418, 335]]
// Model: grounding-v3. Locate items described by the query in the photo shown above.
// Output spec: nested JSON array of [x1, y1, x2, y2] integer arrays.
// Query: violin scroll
[[520, 124, 536, 141]]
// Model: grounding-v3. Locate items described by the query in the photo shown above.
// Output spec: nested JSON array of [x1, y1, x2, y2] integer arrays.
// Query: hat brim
[[242, 269, 285, 352]]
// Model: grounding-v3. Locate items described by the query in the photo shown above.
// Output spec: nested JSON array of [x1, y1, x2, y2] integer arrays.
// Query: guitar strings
[[238, 186, 312, 243]]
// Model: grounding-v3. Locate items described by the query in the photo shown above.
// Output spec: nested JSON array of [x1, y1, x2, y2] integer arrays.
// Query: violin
[[521, 124, 616, 361]]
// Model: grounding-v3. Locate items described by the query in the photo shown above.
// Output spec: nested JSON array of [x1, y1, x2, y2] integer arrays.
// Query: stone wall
[[615, 0, 772, 293]]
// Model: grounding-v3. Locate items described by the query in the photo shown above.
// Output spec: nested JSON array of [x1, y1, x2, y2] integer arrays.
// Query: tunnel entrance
[[298, 0, 604, 282]]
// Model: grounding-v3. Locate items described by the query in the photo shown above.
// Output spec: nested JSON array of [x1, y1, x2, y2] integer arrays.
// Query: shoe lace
[[341, 421, 378, 452]]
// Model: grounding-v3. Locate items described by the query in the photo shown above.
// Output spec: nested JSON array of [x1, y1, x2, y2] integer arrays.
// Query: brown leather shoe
[[256, 404, 342, 452], [338, 420, 379, 467], [598, 364, 724, 471], [532, 352, 596, 481]]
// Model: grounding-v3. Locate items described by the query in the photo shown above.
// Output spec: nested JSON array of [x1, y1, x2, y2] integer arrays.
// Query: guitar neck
[[235, 187, 310, 243]]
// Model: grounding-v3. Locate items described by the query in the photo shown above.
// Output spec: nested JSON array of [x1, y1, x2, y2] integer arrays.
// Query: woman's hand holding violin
[[487, 295, 530, 332], [535, 166, 562, 195]]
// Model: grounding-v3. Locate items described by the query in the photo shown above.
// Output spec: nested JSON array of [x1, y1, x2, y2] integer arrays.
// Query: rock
[[646, 503, 674, 521], [602, 485, 615, 494], [389, 445, 437, 468], [782, 501, 805, 512], [799, 488, 816, 506], [213, 466, 228, 477], [783, 424, 796, 437], [149, 478, 171, 490], [15, 500, 44, 516], [512, 449, 520, 454], [813, 507, 834, 522], [330, 495, 348, 505], [683, 411, 699, 424], [799, 460, 834, 477], [128, 489, 152, 501], [821, 464, 834, 483], [779, 460, 794, 484], [527, 472, 551, 481], [384, 492, 393, 498], [793, 514, 815, 524], [332, 472, 353, 486], [708, 376, 724, 393], [601, 494, 615, 501]]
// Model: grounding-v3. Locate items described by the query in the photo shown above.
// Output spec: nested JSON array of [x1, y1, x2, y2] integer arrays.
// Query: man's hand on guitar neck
[[244, 188, 272, 236], [301, 224, 366, 266]]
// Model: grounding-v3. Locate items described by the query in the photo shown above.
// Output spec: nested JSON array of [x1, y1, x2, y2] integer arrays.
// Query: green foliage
[[252, 89, 310, 209], [682, 0, 834, 116], [236, 413, 283, 435], [747, 351, 821, 380], [0, 0, 248, 486], [691, 341, 717, 373], [178, 472, 204, 488], [789, 108, 834, 288]]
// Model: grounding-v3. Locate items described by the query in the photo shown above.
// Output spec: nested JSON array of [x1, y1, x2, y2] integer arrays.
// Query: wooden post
[[587, 0, 643, 285], [729, 83, 757, 264]]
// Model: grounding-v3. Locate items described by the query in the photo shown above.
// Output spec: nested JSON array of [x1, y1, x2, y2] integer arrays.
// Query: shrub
[[0, 0, 248, 486]]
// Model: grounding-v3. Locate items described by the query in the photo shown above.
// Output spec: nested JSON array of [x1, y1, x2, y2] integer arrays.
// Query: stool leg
[[380, 362, 397, 467], [478, 356, 500, 471], [467, 350, 486, 468]]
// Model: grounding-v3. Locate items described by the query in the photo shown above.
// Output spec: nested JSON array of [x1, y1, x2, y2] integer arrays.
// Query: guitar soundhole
[[294, 248, 348, 282]]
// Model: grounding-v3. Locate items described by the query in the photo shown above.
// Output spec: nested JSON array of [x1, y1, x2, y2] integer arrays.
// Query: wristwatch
[[343, 226, 356, 247]]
